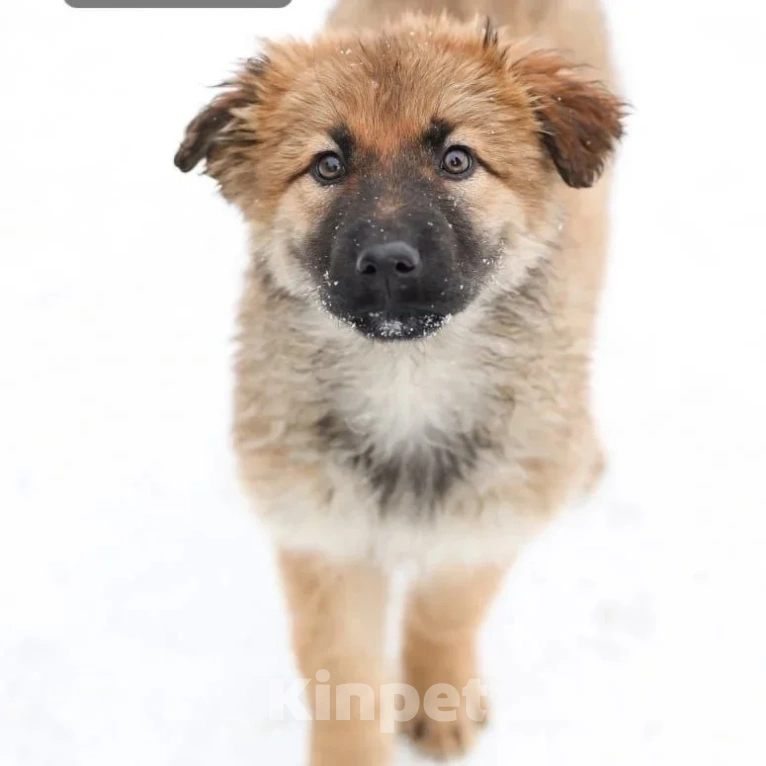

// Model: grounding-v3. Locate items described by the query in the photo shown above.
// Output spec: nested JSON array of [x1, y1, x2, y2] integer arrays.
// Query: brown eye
[[313, 152, 346, 183], [441, 146, 473, 177]]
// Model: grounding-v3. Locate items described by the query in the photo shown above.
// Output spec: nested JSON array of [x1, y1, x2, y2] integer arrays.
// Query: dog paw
[[401, 706, 487, 760]]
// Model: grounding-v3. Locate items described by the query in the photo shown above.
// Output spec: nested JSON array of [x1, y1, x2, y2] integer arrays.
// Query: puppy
[[175, 0, 623, 763]]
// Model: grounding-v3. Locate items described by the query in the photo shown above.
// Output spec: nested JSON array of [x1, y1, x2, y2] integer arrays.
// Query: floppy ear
[[512, 51, 625, 188], [174, 57, 266, 175], [174, 90, 249, 173]]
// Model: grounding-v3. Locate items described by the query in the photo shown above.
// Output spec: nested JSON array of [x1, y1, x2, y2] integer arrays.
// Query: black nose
[[356, 241, 422, 281]]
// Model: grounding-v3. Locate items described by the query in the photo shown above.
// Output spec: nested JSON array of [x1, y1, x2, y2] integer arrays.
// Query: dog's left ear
[[512, 51, 626, 188]]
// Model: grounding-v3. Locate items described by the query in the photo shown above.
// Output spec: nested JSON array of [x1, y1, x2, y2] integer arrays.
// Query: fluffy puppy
[[175, 1, 623, 763]]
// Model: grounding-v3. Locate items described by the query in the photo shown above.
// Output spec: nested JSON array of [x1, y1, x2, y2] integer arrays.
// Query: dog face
[[176, 16, 623, 341]]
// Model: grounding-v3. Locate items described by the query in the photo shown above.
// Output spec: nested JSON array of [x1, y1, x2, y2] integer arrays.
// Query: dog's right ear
[[174, 90, 247, 173], [174, 57, 266, 174]]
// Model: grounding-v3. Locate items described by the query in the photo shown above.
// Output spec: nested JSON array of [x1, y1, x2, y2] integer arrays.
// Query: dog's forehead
[[264, 35, 520, 153]]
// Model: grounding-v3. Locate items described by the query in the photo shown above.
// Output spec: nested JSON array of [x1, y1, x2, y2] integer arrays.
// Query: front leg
[[401, 564, 507, 759], [278, 550, 391, 766]]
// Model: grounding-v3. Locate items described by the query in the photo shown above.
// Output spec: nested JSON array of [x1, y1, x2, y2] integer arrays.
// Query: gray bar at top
[[66, 1, 291, 7]]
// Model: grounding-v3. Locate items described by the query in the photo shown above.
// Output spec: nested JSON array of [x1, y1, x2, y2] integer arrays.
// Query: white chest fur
[[332, 337, 486, 461]]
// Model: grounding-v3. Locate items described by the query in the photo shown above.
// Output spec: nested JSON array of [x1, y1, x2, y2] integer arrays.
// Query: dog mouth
[[342, 310, 448, 341]]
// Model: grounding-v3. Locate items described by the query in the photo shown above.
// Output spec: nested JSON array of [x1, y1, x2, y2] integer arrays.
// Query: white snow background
[[1, 1, 765, 764]]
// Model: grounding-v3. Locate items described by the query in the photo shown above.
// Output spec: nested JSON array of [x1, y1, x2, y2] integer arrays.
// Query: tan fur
[[401, 565, 506, 756], [176, 1, 623, 763], [279, 550, 391, 764]]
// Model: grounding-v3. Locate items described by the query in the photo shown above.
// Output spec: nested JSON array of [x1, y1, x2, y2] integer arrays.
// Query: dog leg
[[401, 564, 507, 759], [278, 550, 391, 766]]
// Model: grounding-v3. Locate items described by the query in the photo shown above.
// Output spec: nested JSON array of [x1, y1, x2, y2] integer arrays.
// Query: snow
[[1, 1, 765, 764]]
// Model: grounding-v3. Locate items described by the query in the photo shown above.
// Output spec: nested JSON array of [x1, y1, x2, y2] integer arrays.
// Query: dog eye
[[440, 146, 473, 177], [313, 152, 346, 183]]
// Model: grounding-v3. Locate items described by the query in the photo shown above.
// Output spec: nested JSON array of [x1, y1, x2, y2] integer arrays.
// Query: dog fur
[[176, 1, 623, 762]]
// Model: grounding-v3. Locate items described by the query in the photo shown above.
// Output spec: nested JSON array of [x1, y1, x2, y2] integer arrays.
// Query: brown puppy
[[175, 1, 623, 763]]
